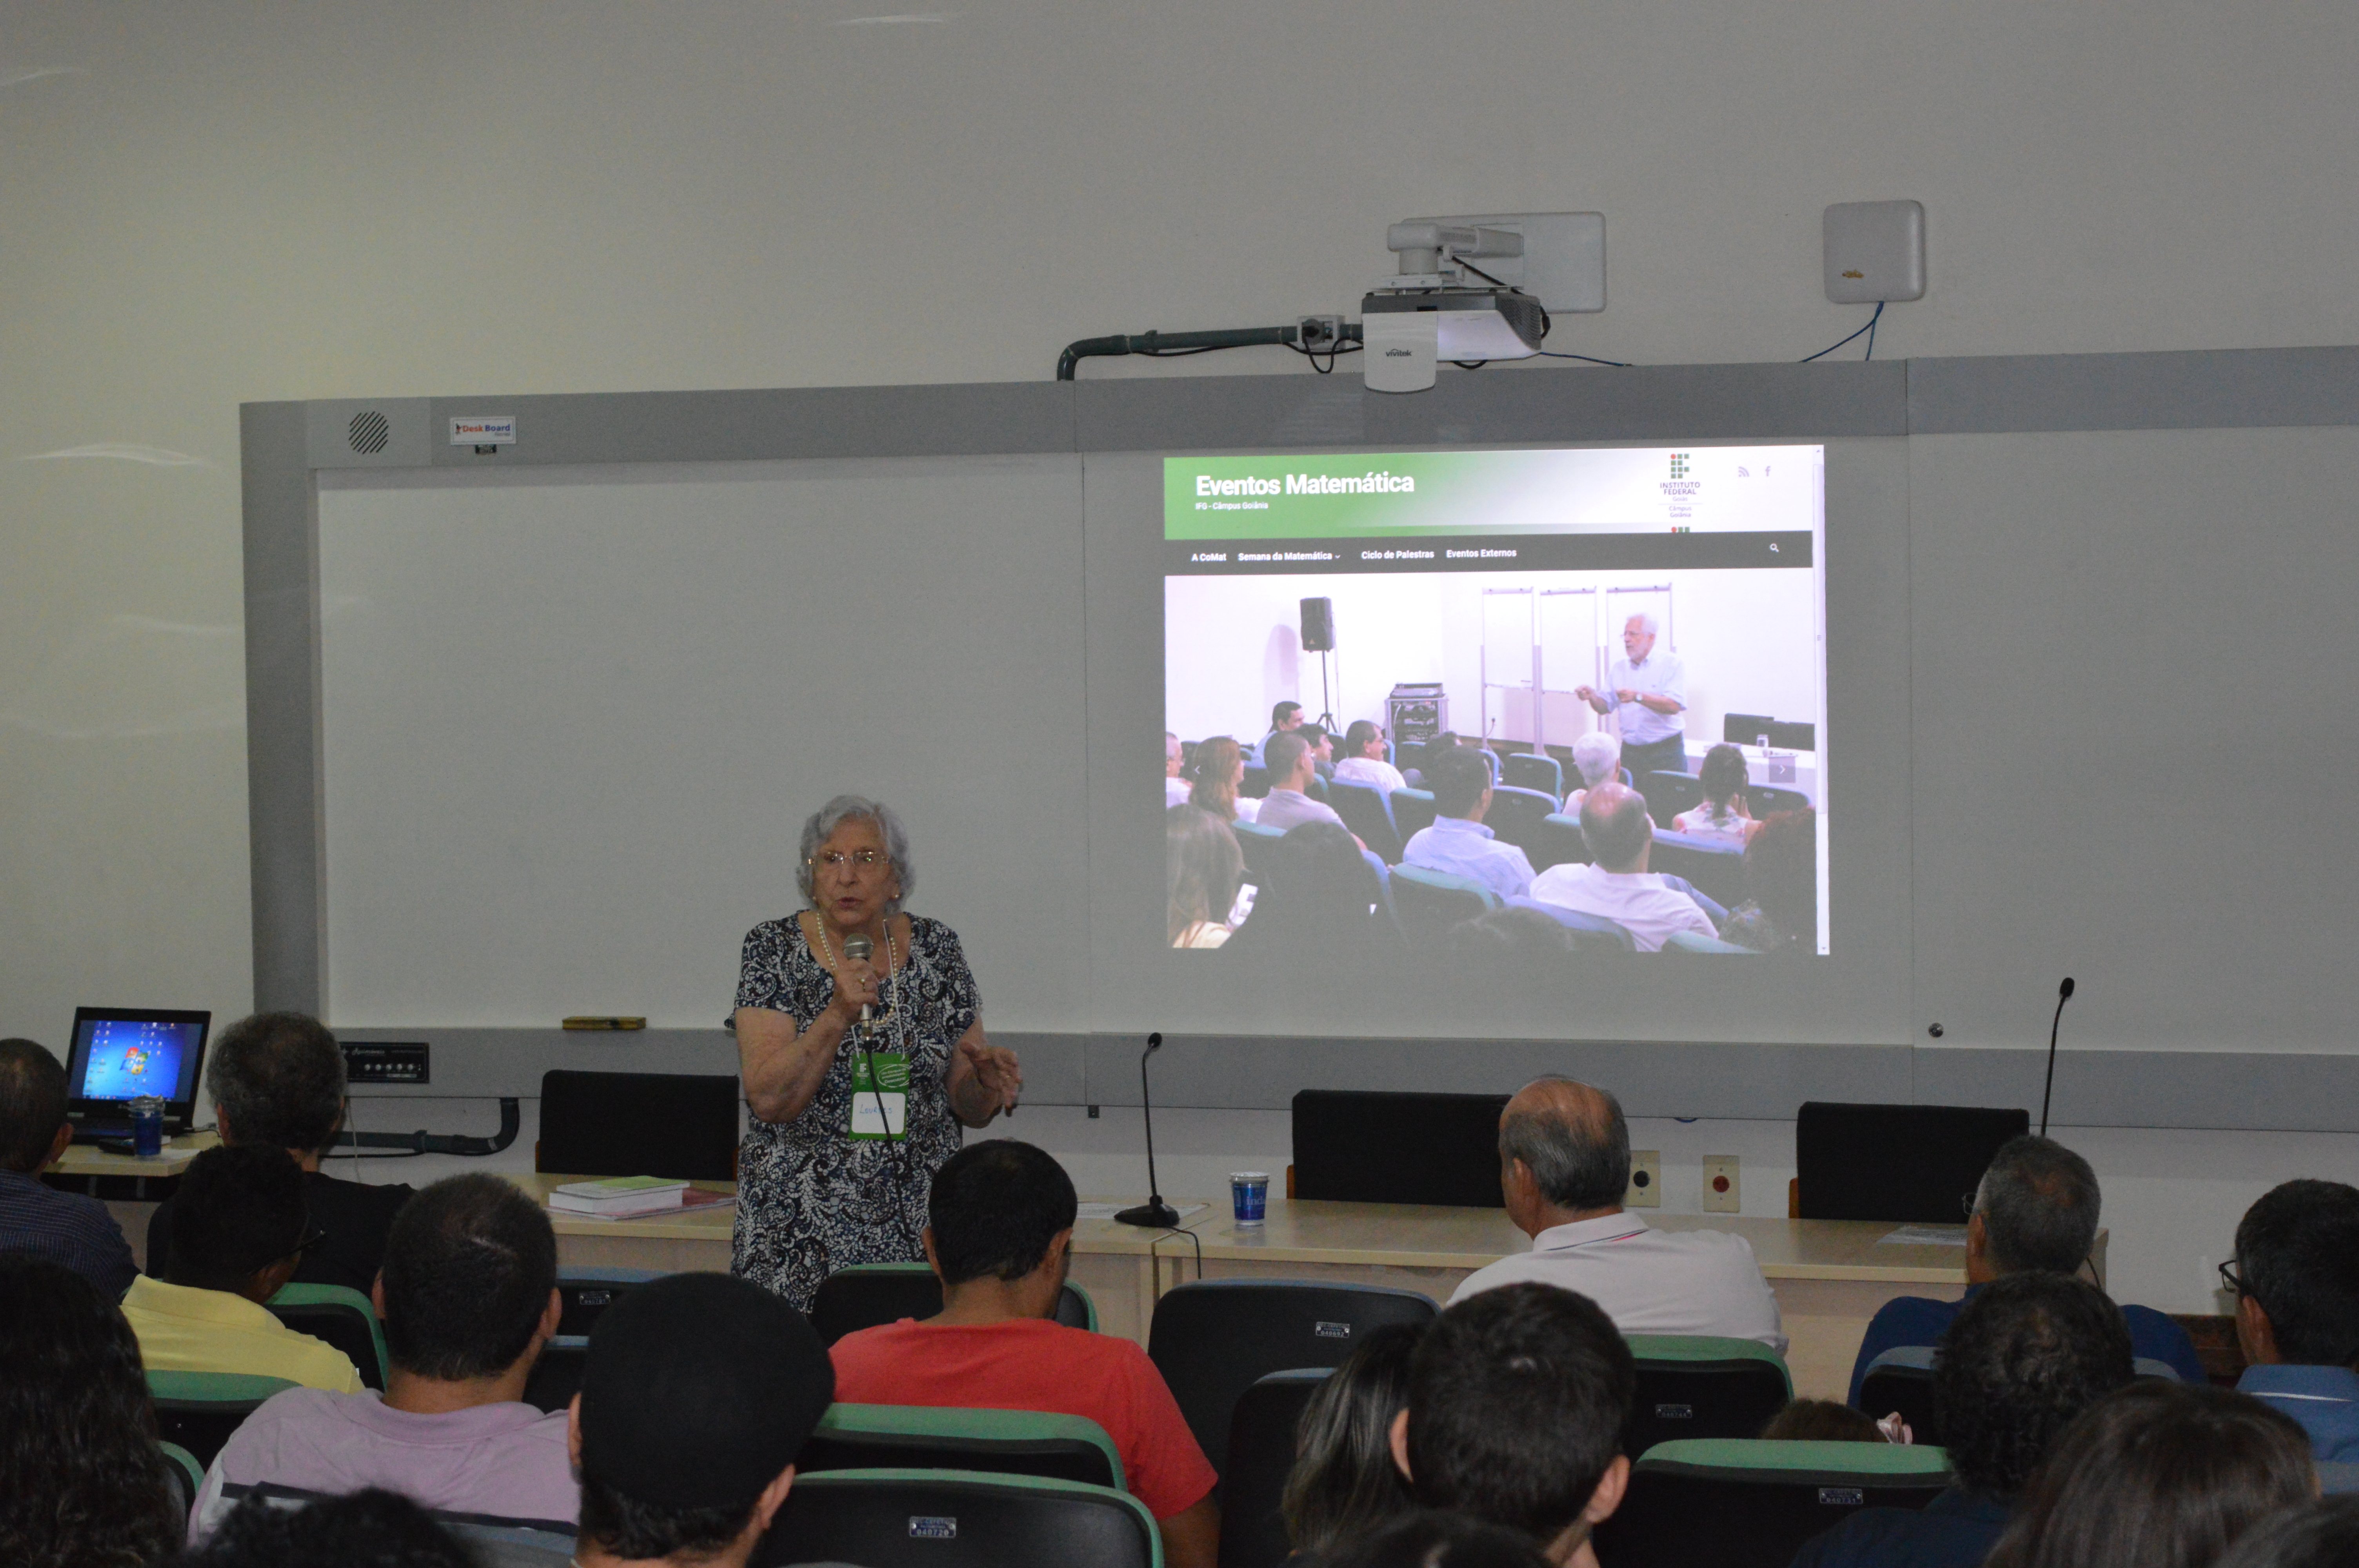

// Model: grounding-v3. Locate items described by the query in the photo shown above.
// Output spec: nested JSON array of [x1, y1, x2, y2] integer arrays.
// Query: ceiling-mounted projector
[[1363, 220, 1579, 392], [1052, 211, 1603, 390]]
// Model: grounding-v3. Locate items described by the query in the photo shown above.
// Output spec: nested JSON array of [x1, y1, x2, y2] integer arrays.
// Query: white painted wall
[[10, 4, 2359, 1297]]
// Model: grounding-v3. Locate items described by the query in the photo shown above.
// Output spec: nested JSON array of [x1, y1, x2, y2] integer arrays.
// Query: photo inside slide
[[1162, 446, 1829, 959]]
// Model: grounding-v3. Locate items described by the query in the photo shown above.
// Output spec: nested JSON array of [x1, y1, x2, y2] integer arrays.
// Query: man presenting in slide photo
[[1576, 613, 1687, 783]]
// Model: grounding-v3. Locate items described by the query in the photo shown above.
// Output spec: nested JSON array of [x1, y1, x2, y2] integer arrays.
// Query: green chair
[[798, 1404, 1124, 1490], [1623, 1337, 1795, 1459], [1594, 1439, 1954, 1568], [159, 1441, 205, 1515], [147, 1371, 299, 1468], [808, 1261, 1098, 1346], [266, 1282, 389, 1390], [763, 1468, 1161, 1568]]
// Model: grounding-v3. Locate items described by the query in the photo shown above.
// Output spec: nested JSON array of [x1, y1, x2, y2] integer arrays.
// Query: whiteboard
[[318, 457, 1089, 1031]]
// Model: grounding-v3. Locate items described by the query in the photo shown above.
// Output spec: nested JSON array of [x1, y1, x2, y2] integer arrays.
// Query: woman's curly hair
[[0, 1256, 183, 1567]]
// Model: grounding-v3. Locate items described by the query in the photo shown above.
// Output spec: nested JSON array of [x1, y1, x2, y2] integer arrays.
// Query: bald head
[[1579, 782, 1653, 873], [1500, 1078, 1631, 1216]]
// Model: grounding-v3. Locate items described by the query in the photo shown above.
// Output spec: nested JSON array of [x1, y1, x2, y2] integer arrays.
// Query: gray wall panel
[[1914, 1047, 2359, 1134], [1910, 346, 2359, 434], [1363, 361, 1910, 446], [1081, 1033, 1915, 1117], [1075, 374, 1369, 454], [241, 402, 325, 1015], [419, 383, 1076, 468]]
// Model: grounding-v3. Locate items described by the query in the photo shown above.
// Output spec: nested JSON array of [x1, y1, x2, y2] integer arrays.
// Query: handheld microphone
[[1114, 1033, 1181, 1228], [841, 933, 876, 1036], [2038, 977, 2075, 1138]]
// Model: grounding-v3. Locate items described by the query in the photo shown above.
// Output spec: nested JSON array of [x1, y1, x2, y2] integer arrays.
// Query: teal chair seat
[[148, 1371, 299, 1467], [266, 1281, 388, 1389], [159, 1440, 204, 1515], [1595, 1438, 1953, 1568], [800, 1404, 1124, 1490]]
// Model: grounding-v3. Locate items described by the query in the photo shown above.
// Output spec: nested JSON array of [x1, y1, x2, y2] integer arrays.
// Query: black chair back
[[1747, 784, 1811, 817], [799, 1420, 1118, 1490], [1624, 1342, 1796, 1457], [1484, 784, 1560, 860], [538, 1070, 739, 1181], [1147, 1281, 1438, 1478], [1857, 1352, 1942, 1443], [521, 1338, 589, 1414], [1217, 1369, 1331, 1568], [1595, 1444, 1952, 1568], [810, 1265, 1094, 1345], [760, 1471, 1157, 1568], [1533, 812, 1591, 871], [153, 1396, 273, 1468], [1328, 780, 1402, 862], [1649, 831, 1747, 907], [1389, 788, 1438, 842], [1501, 751, 1565, 801], [264, 1299, 386, 1391], [1641, 768, 1705, 827], [555, 1270, 661, 1337]]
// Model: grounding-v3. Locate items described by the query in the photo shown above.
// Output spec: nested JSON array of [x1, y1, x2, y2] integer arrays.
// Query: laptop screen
[[67, 1007, 210, 1126]]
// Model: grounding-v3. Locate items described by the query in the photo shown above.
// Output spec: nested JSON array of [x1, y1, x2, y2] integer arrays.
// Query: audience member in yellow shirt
[[122, 1145, 364, 1393]]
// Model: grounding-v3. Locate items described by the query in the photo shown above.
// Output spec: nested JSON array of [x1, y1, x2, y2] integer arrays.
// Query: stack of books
[[546, 1175, 732, 1221]]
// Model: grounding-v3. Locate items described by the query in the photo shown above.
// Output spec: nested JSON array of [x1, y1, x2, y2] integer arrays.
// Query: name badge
[[849, 1051, 909, 1141]]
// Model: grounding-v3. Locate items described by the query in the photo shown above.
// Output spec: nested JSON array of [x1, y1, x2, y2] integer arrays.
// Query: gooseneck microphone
[[1114, 1033, 1181, 1228], [2039, 977, 2075, 1138]]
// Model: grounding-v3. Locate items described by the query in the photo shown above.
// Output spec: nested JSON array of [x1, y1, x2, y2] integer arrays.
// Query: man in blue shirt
[[1847, 1136, 2204, 1406], [0, 1038, 138, 1299], [2228, 1178, 2359, 1462], [1399, 745, 1536, 902], [1796, 1272, 2135, 1568]]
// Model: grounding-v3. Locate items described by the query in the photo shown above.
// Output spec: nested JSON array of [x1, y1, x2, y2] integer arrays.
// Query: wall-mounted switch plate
[[1703, 1154, 1742, 1213], [1823, 200, 1925, 303], [1626, 1150, 1661, 1208]]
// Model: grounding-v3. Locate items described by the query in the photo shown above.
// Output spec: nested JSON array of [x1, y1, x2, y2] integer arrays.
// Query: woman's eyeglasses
[[812, 849, 888, 871]]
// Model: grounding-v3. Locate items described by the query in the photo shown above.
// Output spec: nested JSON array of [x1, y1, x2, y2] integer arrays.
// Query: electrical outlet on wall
[[1625, 1150, 1661, 1208], [1702, 1154, 1742, 1214]]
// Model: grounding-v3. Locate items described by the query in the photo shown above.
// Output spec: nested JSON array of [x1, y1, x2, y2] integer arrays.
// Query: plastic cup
[[130, 1096, 165, 1158], [1230, 1171, 1270, 1227]]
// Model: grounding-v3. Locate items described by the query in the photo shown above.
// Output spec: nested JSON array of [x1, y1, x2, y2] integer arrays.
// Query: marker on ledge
[[562, 1017, 648, 1031]]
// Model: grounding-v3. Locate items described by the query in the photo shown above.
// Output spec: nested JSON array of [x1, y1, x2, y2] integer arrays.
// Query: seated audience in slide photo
[[1164, 445, 1828, 958]]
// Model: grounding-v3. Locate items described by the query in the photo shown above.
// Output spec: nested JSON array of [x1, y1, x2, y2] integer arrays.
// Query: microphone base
[[1113, 1199, 1183, 1229]]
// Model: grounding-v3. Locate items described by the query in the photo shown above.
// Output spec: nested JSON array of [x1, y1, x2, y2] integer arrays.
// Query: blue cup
[[130, 1096, 164, 1158], [1230, 1171, 1270, 1227]]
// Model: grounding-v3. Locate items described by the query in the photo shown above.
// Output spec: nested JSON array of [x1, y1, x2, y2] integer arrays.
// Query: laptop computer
[[64, 1006, 211, 1143]]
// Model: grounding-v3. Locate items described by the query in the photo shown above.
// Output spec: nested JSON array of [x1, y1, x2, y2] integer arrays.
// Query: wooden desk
[[523, 1176, 2103, 1399]]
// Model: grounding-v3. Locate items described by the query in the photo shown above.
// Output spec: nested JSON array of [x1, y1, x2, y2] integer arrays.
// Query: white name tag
[[851, 1091, 907, 1139]]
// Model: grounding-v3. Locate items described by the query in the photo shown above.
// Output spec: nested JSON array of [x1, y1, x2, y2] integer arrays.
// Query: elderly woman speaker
[[729, 795, 1021, 1308]]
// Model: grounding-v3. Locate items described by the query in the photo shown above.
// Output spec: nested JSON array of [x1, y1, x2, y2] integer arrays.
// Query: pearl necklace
[[809, 912, 900, 1000]]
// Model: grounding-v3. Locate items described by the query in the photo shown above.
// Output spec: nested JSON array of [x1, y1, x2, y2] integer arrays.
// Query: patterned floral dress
[[731, 913, 979, 1309]]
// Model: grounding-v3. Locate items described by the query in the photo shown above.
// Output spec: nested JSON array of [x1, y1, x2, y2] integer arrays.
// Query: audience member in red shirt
[[829, 1140, 1219, 1568]]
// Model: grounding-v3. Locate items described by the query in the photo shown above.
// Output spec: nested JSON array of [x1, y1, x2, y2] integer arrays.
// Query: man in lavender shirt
[[1527, 783, 1717, 952], [1255, 732, 1353, 837], [191, 1174, 576, 1535], [1399, 746, 1535, 902]]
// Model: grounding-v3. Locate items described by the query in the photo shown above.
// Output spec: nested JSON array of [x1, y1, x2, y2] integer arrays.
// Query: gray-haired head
[[795, 795, 915, 917], [1972, 1135, 2101, 1275], [1570, 731, 1622, 788], [1500, 1076, 1631, 1212], [1625, 610, 1659, 637]]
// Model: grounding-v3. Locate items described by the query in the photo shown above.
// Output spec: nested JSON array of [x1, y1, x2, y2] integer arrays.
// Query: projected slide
[[1164, 446, 1828, 956], [78, 1018, 194, 1100]]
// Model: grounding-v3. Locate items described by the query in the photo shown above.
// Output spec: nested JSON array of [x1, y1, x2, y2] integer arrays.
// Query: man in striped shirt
[[0, 1037, 137, 1299]]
